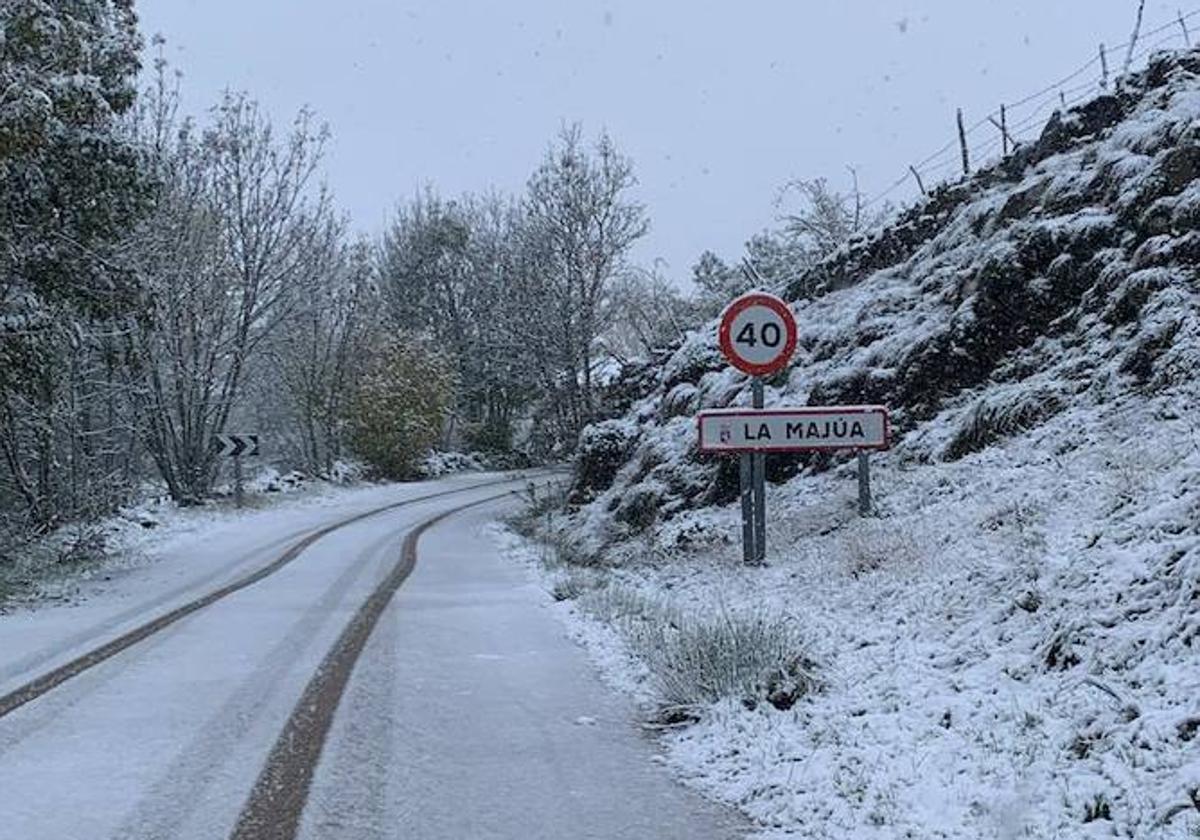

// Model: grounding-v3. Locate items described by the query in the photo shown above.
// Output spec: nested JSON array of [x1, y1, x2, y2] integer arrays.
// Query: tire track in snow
[[229, 489, 525, 840], [114, 525, 406, 840], [0, 530, 300, 690], [0, 472, 554, 722], [299, 585, 403, 840]]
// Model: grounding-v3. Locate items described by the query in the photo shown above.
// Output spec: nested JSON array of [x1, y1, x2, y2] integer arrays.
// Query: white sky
[[138, 1, 1186, 277]]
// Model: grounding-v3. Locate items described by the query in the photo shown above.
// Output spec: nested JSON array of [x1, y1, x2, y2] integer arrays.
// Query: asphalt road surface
[[0, 473, 745, 840]]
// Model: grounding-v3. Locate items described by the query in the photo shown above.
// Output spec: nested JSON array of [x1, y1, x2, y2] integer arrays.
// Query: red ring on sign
[[718, 292, 798, 377]]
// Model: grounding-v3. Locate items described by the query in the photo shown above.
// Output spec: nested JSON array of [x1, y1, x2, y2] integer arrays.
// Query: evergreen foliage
[[347, 338, 455, 480]]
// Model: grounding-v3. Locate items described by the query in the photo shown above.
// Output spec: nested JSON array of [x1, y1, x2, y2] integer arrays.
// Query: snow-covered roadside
[[0, 471, 518, 695], [0, 460, 505, 612], [498, 396, 1200, 840], [492, 526, 660, 711], [2, 472, 366, 611]]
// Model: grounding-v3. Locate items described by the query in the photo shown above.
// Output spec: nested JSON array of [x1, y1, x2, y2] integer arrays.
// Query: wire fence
[[863, 5, 1200, 211]]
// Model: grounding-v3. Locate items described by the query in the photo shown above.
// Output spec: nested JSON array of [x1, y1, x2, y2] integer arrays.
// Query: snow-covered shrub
[[631, 607, 815, 713], [325, 459, 365, 484], [660, 382, 699, 419], [945, 386, 1068, 460], [419, 450, 486, 478], [575, 579, 817, 714], [614, 482, 663, 533], [249, 468, 309, 494], [570, 419, 639, 503], [660, 332, 725, 394], [549, 567, 604, 602]]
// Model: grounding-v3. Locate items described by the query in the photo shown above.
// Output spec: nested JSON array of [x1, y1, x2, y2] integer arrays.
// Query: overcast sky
[[139, 1, 1185, 278]]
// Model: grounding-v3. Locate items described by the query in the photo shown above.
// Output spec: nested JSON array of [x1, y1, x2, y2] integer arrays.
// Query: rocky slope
[[556, 49, 1200, 839], [574, 49, 1200, 539]]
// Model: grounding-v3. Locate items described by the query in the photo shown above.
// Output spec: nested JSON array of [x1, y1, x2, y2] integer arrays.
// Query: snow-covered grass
[[502, 522, 817, 718], [635, 607, 815, 716]]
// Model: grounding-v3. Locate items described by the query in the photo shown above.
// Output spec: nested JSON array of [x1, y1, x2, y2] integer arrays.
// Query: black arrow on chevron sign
[[216, 434, 260, 458]]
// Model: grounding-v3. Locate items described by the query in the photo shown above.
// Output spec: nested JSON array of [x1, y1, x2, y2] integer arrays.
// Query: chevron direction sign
[[216, 434, 260, 458]]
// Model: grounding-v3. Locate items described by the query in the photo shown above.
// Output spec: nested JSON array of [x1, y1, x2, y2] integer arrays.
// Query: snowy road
[[0, 475, 744, 840]]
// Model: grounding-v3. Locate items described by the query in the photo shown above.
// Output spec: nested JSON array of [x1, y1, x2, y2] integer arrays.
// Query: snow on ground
[[0, 457, 492, 612], [0, 476, 573, 840], [503, 392, 1200, 839], [1, 470, 357, 611], [0, 470, 520, 696]]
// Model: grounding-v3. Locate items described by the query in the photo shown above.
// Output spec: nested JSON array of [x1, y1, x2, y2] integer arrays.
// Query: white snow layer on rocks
[[547, 53, 1200, 839]]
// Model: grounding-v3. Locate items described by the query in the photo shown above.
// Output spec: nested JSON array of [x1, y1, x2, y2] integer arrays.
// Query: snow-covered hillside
[[549, 50, 1200, 839]]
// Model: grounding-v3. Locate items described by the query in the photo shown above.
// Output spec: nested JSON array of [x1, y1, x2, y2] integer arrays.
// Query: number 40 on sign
[[718, 292, 798, 377]]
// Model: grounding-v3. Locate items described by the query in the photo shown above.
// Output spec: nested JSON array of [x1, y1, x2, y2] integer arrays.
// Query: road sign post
[[857, 450, 872, 516], [234, 452, 245, 509], [739, 453, 755, 563], [708, 290, 891, 560], [751, 378, 767, 564], [216, 434, 261, 509], [715, 292, 798, 565]]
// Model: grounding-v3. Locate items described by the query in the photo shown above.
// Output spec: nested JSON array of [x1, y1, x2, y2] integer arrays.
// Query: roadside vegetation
[[510, 484, 817, 722]]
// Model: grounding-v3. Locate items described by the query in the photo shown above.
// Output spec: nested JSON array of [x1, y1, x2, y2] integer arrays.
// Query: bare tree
[[128, 91, 332, 503], [603, 266, 699, 362], [770, 172, 889, 298], [269, 234, 378, 475], [520, 125, 648, 440]]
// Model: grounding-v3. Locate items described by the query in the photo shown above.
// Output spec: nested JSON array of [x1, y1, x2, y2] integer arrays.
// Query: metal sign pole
[[857, 450, 872, 516], [234, 453, 245, 509], [715, 290, 799, 567], [751, 378, 767, 564], [740, 453, 755, 563]]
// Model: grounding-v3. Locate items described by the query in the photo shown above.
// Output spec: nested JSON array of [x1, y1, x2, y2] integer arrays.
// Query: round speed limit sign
[[718, 291, 798, 377]]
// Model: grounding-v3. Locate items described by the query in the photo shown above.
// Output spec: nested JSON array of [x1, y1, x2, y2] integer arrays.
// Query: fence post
[[1123, 0, 1146, 80], [989, 110, 1013, 156], [1100, 43, 1109, 89], [908, 165, 927, 196], [1179, 10, 1191, 46], [957, 109, 970, 176], [751, 378, 767, 564]]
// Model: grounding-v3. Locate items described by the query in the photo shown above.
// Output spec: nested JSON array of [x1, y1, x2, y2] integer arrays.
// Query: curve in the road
[[0, 472, 556, 723]]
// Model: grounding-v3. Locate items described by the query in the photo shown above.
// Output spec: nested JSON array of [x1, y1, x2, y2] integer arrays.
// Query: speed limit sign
[[718, 291, 798, 376]]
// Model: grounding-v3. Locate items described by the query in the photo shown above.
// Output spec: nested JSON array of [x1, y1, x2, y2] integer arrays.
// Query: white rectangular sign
[[697, 406, 890, 453]]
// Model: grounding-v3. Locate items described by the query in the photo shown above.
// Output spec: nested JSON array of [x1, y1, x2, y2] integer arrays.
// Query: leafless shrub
[[594, 591, 816, 713], [549, 567, 604, 602]]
